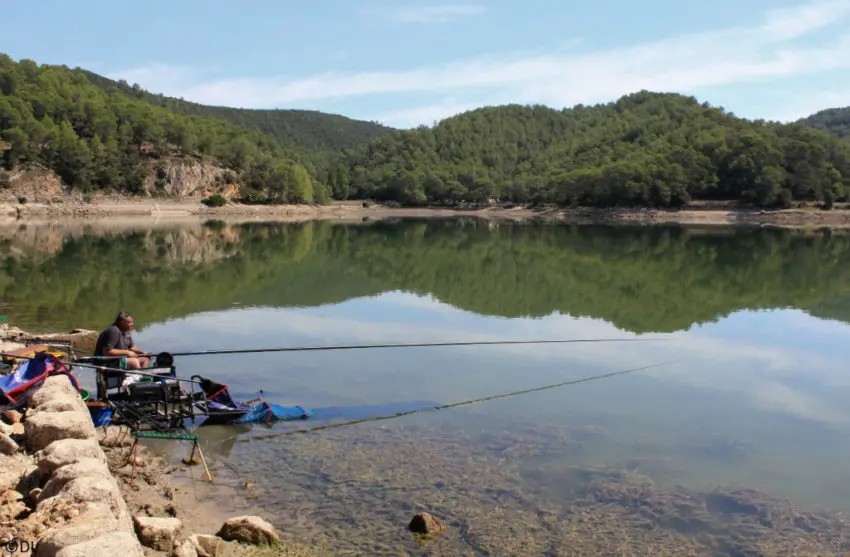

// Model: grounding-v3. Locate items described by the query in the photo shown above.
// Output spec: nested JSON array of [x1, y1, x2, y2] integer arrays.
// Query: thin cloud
[[391, 4, 486, 23], [107, 0, 850, 126]]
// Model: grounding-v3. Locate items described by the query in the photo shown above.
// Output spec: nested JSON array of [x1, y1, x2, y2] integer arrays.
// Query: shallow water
[[4, 218, 850, 554]]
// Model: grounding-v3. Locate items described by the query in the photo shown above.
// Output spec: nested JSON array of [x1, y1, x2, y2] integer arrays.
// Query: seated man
[[94, 311, 151, 370]]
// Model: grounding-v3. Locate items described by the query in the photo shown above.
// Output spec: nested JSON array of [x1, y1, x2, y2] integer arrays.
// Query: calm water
[[4, 218, 850, 554]]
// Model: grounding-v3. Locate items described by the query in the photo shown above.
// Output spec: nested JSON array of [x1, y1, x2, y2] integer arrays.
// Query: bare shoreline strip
[[4, 199, 850, 229]]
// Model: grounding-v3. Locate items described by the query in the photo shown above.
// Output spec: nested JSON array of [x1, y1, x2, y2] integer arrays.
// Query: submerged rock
[[216, 515, 279, 545], [408, 512, 445, 535]]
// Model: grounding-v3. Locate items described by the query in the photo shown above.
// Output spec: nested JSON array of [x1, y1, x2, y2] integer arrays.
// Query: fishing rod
[[228, 359, 677, 446], [157, 337, 672, 358], [0, 351, 204, 385]]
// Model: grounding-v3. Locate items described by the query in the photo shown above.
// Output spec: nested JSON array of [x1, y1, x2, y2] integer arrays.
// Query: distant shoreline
[[4, 198, 850, 229]]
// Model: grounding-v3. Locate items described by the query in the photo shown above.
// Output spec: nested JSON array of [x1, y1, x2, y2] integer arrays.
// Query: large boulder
[[133, 516, 182, 552], [29, 375, 83, 409], [216, 516, 279, 545], [29, 396, 87, 415], [25, 411, 97, 452], [35, 438, 106, 476], [53, 531, 145, 557], [33, 503, 121, 557], [39, 458, 113, 501], [37, 473, 132, 533]]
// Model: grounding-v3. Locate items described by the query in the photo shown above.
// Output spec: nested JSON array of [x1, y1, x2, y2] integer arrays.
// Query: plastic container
[[79, 389, 91, 402], [87, 402, 113, 427]]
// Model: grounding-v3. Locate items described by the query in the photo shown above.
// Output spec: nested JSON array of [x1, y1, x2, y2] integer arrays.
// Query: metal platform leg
[[133, 430, 213, 482]]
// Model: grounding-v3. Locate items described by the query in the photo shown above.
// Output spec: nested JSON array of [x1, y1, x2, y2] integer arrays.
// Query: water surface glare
[[4, 218, 850, 555]]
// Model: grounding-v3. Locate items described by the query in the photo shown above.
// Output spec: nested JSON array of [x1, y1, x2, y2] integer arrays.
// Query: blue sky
[[4, 0, 850, 128]]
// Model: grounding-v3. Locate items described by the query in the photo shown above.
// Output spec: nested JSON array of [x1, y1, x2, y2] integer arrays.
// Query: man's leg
[[125, 357, 150, 369], [125, 358, 141, 369]]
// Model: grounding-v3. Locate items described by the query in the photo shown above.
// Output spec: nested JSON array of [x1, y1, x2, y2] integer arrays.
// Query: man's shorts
[[102, 357, 126, 370]]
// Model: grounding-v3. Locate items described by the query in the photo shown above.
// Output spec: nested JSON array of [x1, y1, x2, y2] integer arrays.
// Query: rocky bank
[[0, 340, 312, 557]]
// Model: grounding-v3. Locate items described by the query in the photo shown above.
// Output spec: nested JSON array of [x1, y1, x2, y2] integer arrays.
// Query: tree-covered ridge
[[798, 107, 850, 142], [343, 92, 850, 208], [80, 70, 394, 153], [0, 54, 335, 202], [2, 220, 850, 334]]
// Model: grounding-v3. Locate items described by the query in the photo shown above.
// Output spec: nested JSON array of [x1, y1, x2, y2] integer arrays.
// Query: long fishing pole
[[160, 337, 671, 358], [229, 359, 677, 445], [0, 351, 204, 385]]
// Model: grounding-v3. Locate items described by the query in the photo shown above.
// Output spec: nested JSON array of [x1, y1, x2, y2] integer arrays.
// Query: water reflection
[[5, 218, 850, 554], [3, 219, 850, 332]]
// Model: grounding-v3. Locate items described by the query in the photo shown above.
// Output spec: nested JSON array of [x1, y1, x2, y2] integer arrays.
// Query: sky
[[4, 0, 850, 128]]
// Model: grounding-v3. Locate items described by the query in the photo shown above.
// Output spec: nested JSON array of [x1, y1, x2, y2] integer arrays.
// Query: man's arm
[[130, 344, 150, 355]]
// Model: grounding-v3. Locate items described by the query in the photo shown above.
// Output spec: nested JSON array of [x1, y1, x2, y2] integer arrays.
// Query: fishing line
[[226, 359, 677, 446], [162, 337, 672, 357]]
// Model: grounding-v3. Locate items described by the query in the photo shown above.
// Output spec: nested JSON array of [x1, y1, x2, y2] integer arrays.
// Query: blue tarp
[[0, 353, 79, 410]]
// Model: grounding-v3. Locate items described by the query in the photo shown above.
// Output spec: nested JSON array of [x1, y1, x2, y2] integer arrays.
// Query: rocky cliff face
[[0, 158, 239, 203], [146, 158, 239, 199], [1, 165, 68, 203]]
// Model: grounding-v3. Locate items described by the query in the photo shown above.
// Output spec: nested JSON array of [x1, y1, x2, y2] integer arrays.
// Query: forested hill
[[80, 70, 394, 152], [0, 54, 382, 202], [797, 107, 850, 141], [343, 92, 850, 209], [4, 52, 850, 210]]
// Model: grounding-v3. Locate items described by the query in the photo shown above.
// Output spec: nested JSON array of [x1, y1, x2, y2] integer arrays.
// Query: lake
[[4, 217, 850, 555]]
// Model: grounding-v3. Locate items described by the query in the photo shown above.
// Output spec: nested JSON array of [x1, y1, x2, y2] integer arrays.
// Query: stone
[[29, 375, 81, 408], [189, 534, 221, 557], [37, 474, 127, 528], [32, 503, 121, 557], [172, 539, 198, 557], [3, 409, 22, 424], [0, 420, 12, 436], [0, 489, 23, 505], [0, 453, 37, 492], [133, 516, 182, 552], [29, 487, 42, 503], [29, 397, 86, 415], [40, 458, 113, 501], [408, 512, 445, 535], [216, 516, 279, 545], [35, 438, 106, 476], [0, 431, 19, 455], [0, 490, 27, 522], [54, 531, 145, 557], [10, 422, 25, 436], [96, 426, 133, 448], [25, 410, 97, 452]]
